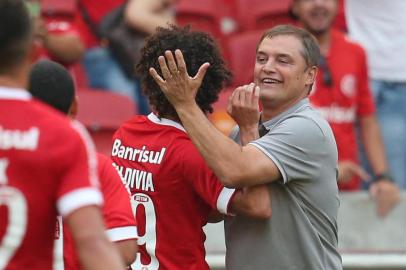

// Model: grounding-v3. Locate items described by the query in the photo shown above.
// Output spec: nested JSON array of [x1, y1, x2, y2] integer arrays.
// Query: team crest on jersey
[[340, 74, 356, 98]]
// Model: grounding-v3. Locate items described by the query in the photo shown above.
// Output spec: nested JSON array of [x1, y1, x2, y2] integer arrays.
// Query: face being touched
[[293, 0, 338, 35], [254, 35, 316, 109]]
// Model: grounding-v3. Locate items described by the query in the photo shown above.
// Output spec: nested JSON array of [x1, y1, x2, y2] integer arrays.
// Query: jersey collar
[[0, 87, 31, 100], [147, 113, 186, 133]]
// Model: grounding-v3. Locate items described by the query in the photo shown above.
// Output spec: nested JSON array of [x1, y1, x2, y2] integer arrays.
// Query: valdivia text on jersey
[[0, 126, 39, 150], [111, 139, 166, 165], [114, 165, 155, 192]]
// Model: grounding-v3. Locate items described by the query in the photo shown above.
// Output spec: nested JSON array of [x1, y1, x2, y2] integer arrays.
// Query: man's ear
[[306, 66, 317, 87], [68, 95, 78, 119]]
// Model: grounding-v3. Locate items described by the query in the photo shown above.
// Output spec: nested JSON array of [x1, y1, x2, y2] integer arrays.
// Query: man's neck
[[313, 29, 331, 56], [0, 64, 29, 90], [261, 95, 307, 122]]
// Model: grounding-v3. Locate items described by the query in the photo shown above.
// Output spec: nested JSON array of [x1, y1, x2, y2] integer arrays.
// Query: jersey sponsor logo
[[0, 126, 39, 151], [112, 139, 166, 165], [341, 74, 357, 98], [114, 165, 155, 192], [315, 105, 356, 123]]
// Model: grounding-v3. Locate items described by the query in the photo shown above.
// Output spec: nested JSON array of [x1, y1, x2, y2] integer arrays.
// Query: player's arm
[[229, 185, 272, 219], [65, 206, 125, 270], [150, 50, 281, 188], [98, 154, 138, 265], [114, 240, 138, 265], [124, 0, 176, 35]]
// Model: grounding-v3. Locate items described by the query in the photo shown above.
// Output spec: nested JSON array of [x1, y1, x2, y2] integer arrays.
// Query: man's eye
[[257, 57, 266, 63]]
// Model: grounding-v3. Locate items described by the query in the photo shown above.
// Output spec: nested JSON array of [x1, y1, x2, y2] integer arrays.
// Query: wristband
[[373, 172, 394, 183]]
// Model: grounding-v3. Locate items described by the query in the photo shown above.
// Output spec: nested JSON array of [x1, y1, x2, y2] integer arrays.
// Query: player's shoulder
[[30, 100, 91, 146]]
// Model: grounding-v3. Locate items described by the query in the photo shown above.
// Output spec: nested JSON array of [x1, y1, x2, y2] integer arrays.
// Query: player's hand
[[227, 83, 260, 133], [149, 49, 210, 108], [337, 161, 369, 183], [370, 180, 400, 218]]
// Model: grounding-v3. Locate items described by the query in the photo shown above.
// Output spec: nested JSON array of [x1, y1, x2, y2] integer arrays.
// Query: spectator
[[292, 0, 400, 217], [28, 60, 138, 269], [346, 0, 406, 189], [112, 25, 271, 270], [0, 1, 124, 269], [26, 0, 85, 65], [151, 24, 342, 270], [76, 0, 176, 114]]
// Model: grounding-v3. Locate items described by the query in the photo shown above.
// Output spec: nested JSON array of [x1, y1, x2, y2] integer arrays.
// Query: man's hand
[[370, 180, 400, 218], [149, 49, 210, 108], [227, 83, 260, 132], [338, 161, 369, 183]]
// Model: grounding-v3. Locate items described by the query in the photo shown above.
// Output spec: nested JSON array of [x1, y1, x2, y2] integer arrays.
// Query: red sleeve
[[97, 154, 138, 242], [181, 143, 235, 214], [356, 46, 376, 117], [56, 121, 103, 217]]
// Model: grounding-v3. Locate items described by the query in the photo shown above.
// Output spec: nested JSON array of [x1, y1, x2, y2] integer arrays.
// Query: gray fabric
[[225, 98, 342, 270]]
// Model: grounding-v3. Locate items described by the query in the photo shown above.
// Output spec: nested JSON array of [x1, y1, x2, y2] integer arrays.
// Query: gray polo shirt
[[225, 98, 342, 270]]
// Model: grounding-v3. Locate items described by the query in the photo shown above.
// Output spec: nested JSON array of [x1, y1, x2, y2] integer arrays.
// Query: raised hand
[[149, 49, 210, 108]]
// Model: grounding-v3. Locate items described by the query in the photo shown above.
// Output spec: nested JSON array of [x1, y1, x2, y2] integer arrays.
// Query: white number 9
[[131, 193, 159, 270]]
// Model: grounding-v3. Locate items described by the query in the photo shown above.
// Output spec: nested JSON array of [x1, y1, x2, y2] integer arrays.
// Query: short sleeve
[[181, 144, 235, 214], [97, 154, 137, 242], [249, 116, 328, 184], [56, 121, 103, 217]]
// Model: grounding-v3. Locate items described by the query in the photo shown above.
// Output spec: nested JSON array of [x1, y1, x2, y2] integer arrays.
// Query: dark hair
[[29, 60, 75, 114], [0, 0, 33, 73], [136, 25, 232, 118], [257, 24, 320, 68]]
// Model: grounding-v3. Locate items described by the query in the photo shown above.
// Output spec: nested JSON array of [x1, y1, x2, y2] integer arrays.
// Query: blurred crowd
[[29, 0, 406, 197]]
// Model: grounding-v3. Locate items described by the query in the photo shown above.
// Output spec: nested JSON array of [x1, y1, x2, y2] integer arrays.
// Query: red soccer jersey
[[309, 30, 376, 190], [0, 87, 102, 270], [60, 153, 137, 270], [111, 113, 235, 270]]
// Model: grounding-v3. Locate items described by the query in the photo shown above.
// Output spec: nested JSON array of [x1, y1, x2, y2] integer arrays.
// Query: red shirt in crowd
[[59, 153, 137, 270], [76, 0, 125, 48], [309, 30, 375, 190], [111, 113, 235, 270], [0, 87, 102, 269]]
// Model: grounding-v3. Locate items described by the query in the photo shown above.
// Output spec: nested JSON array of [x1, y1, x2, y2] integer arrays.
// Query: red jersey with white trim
[[309, 30, 376, 190], [62, 153, 137, 270], [0, 87, 102, 270], [111, 113, 235, 270]]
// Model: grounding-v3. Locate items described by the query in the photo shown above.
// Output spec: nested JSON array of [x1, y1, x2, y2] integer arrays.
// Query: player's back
[[0, 90, 98, 269], [112, 114, 232, 270]]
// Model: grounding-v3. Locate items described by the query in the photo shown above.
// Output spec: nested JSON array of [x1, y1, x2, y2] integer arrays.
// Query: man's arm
[[124, 0, 176, 35], [114, 240, 137, 266], [359, 115, 400, 217], [230, 185, 272, 219], [65, 206, 125, 270], [149, 50, 281, 188]]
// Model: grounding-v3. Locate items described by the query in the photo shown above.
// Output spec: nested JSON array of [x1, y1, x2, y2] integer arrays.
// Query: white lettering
[[315, 106, 356, 124], [0, 159, 8, 185], [117, 166, 155, 192], [0, 127, 39, 151], [110, 140, 166, 165]]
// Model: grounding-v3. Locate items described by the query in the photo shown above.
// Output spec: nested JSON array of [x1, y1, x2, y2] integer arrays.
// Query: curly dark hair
[[136, 25, 232, 118]]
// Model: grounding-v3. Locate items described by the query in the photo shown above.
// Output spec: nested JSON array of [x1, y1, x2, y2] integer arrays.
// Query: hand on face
[[149, 49, 210, 109], [227, 83, 260, 131]]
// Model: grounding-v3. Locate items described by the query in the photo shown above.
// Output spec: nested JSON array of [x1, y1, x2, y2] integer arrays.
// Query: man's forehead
[[257, 35, 303, 56]]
